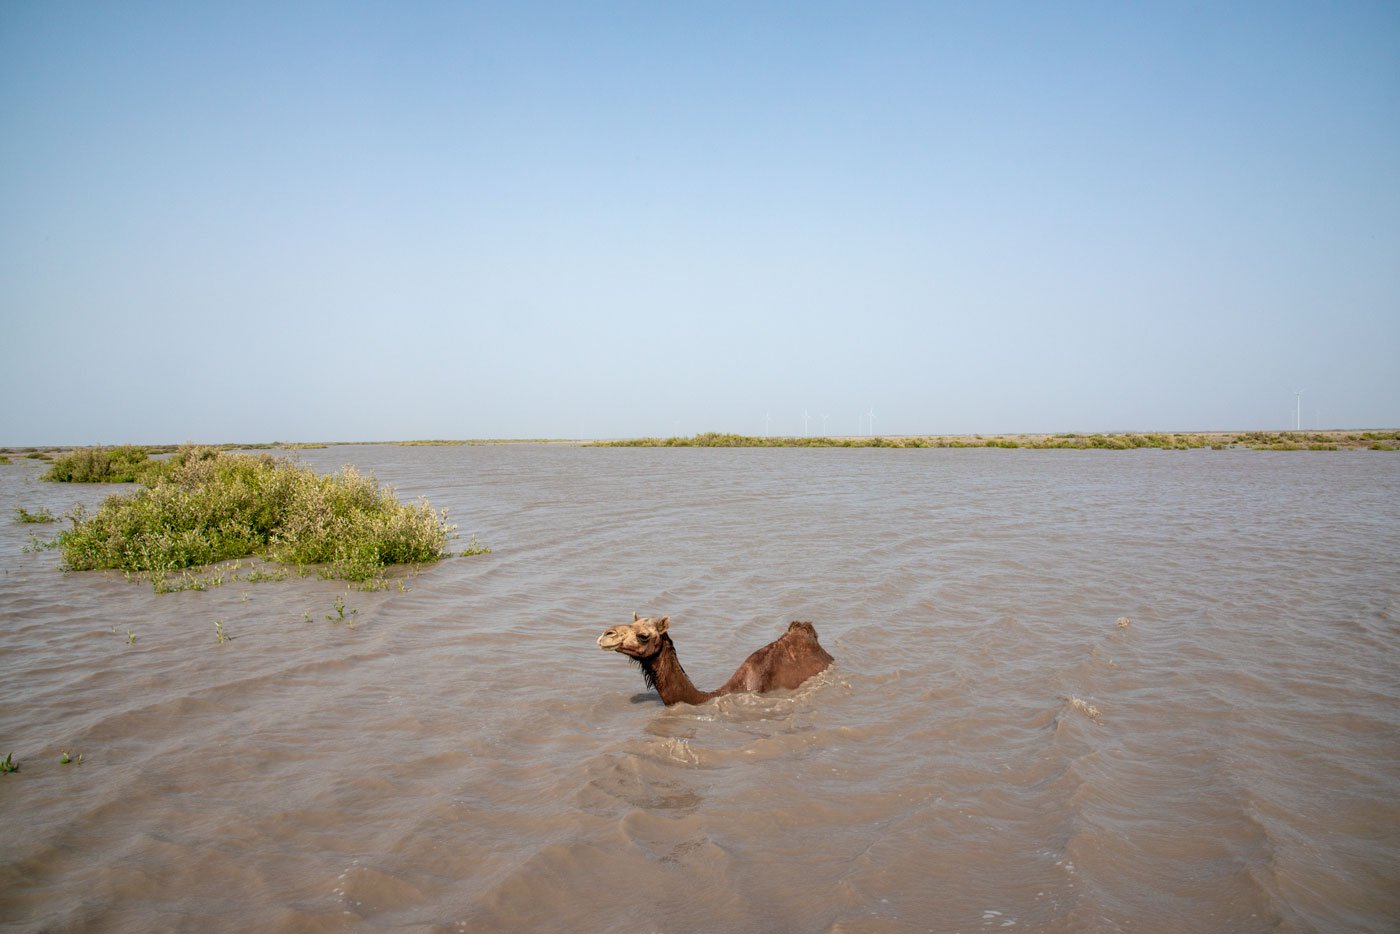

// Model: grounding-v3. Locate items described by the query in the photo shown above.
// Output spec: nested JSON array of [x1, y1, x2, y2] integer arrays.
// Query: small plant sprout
[[1, 752, 17, 774], [302, 610, 311, 623], [460, 535, 491, 557], [59, 751, 82, 765], [215, 620, 229, 645], [326, 595, 357, 625], [126, 629, 137, 645]]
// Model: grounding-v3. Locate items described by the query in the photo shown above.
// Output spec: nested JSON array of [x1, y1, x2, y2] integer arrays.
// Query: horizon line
[[5, 427, 1399, 450]]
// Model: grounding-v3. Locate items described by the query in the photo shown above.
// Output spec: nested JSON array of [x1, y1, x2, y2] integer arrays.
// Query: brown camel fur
[[597, 614, 834, 706]]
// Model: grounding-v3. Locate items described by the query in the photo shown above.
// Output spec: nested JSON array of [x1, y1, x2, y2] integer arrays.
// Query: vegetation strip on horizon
[[587, 431, 1400, 451]]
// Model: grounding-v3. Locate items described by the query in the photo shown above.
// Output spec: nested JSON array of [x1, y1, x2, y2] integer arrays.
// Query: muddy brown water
[[2, 445, 1398, 932]]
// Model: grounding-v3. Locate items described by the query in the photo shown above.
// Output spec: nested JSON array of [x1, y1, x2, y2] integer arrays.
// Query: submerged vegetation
[[326, 594, 357, 625], [55, 447, 455, 584], [15, 506, 56, 523], [460, 534, 492, 557], [591, 430, 1400, 451]]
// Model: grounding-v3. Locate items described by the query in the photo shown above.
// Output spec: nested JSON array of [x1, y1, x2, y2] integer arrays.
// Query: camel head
[[598, 613, 669, 659]]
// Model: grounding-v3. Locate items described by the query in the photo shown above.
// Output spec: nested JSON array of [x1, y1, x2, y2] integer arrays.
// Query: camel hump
[[787, 620, 819, 639]]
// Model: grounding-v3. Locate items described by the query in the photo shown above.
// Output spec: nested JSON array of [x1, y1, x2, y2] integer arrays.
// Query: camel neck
[[640, 635, 716, 706]]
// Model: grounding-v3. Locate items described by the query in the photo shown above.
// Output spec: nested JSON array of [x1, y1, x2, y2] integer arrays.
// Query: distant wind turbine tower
[[867, 407, 876, 437], [803, 409, 811, 437], [1295, 389, 1304, 430], [764, 411, 772, 438], [821, 412, 829, 436]]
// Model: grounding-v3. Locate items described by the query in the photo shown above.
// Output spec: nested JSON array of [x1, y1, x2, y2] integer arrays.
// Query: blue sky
[[2, 1, 1397, 443]]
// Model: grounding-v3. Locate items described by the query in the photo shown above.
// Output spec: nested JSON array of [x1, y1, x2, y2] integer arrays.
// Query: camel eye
[[637, 632, 650, 642]]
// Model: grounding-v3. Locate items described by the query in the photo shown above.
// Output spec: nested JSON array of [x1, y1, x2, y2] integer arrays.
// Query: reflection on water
[[2, 446, 1398, 931]]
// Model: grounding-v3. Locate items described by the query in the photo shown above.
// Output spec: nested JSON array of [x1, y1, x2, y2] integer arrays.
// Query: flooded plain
[[2, 444, 1398, 932]]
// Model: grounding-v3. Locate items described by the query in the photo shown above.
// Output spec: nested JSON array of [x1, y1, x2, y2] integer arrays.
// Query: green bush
[[41, 446, 172, 483], [57, 448, 454, 582]]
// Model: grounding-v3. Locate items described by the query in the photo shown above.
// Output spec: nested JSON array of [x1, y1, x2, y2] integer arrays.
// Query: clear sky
[[2, 1, 1397, 443]]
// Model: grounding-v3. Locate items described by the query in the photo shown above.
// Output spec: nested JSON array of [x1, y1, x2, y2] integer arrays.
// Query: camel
[[596, 614, 834, 706]]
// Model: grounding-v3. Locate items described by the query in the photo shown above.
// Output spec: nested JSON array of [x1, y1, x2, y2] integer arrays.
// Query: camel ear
[[633, 611, 640, 622], [655, 616, 669, 634]]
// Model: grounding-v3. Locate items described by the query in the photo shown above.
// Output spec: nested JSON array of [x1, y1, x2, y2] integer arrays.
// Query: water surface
[[2, 446, 1397, 931]]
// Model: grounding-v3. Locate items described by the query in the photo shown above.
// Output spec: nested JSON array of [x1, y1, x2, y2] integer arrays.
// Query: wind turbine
[[1294, 390, 1304, 431], [803, 408, 811, 437], [867, 407, 876, 437], [764, 411, 771, 438], [821, 412, 829, 436]]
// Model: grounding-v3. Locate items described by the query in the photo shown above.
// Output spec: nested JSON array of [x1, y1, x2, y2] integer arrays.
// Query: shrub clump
[[42, 446, 171, 483], [57, 448, 454, 582]]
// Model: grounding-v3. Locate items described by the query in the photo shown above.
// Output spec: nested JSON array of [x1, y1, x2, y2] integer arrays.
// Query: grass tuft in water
[[1, 752, 17, 774], [326, 594, 357, 626], [460, 535, 492, 557], [56, 447, 454, 585]]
